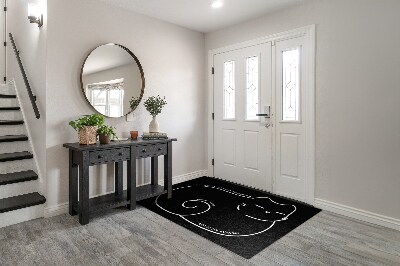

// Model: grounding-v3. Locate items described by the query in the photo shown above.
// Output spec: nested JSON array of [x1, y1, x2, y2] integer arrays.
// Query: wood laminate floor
[[0, 206, 399, 266]]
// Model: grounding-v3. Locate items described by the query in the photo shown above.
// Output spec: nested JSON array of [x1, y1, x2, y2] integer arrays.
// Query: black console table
[[63, 138, 176, 225]]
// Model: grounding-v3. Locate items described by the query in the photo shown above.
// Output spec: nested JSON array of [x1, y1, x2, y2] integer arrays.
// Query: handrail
[[8, 33, 40, 119]]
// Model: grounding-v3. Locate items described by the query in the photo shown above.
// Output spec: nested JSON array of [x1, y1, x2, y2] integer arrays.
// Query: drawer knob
[[158, 147, 163, 151], [142, 149, 146, 153], [98, 155, 103, 159], [119, 153, 123, 156]]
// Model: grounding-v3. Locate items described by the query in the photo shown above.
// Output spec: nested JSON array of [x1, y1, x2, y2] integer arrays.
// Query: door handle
[[256, 114, 270, 118], [256, 106, 271, 118]]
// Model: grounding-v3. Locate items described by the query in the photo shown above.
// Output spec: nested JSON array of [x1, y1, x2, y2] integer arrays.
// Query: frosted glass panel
[[223, 61, 235, 119], [246, 56, 259, 120], [282, 48, 300, 121], [92, 90, 106, 105], [94, 105, 106, 114]]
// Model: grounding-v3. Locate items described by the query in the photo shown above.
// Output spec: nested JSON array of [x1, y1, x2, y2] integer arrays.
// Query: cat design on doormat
[[155, 184, 296, 237]]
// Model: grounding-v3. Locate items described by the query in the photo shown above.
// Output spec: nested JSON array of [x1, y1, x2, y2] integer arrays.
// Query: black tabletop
[[63, 138, 177, 151]]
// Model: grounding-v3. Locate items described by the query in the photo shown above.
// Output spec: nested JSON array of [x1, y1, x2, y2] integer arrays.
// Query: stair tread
[[0, 135, 28, 142], [0, 107, 20, 111], [0, 120, 24, 125], [0, 94, 16, 99], [0, 192, 45, 213], [0, 151, 33, 162], [0, 170, 38, 186]]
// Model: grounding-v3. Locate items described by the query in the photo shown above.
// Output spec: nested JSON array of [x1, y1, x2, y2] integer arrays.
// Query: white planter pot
[[149, 116, 160, 133]]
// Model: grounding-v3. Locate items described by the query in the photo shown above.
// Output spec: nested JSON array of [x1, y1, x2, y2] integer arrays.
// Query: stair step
[[0, 192, 45, 213], [0, 120, 24, 125], [0, 135, 28, 143], [0, 94, 16, 99], [0, 170, 38, 186], [0, 107, 20, 111], [0, 151, 33, 162]]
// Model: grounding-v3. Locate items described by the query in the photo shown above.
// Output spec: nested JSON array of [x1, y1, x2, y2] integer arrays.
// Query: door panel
[[244, 130, 259, 170], [222, 129, 236, 165], [275, 37, 307, 200], [280, 133, 299, 178], [214, 43, 272, 191]]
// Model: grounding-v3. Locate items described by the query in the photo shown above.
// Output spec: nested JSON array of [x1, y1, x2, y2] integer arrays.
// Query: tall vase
[[149, 116, 159, 133]]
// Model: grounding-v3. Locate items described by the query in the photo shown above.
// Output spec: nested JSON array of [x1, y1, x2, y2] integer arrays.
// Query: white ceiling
[[97, 0, 304, 33], [83, 45, 135, 75]]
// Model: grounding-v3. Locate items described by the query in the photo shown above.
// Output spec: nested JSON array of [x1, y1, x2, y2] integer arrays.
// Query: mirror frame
[[80, 43, 145, 118]]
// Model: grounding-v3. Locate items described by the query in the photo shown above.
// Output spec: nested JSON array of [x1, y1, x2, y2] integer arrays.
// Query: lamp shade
[[28, 3, 39, 19]]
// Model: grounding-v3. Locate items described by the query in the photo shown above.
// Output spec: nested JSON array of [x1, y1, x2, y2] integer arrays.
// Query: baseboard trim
[[0, 205, 44, 228], [44, 170, 208, 218], [159, 170, 208, 186], [44, 202, 69, 218], [315, 198, 400, 231]]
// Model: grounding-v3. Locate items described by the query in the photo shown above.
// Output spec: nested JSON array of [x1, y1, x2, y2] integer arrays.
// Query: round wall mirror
[[80, 43, 145, 118]]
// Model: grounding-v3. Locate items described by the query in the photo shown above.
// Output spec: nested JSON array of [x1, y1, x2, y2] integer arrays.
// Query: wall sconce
[[28, 3, 43, 27]]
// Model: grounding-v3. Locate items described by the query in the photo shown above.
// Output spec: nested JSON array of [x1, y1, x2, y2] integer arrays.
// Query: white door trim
[[208, 25, 315, 205]]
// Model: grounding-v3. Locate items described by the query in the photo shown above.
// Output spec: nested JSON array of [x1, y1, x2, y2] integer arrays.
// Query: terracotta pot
[[130, 131, 138, 139], [99, 134, 111, 144], [78, 126, 97, 145]]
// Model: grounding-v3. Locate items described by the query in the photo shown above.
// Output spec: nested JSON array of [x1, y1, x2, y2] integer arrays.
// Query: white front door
[[213, 43, 272, 191], [274, 36, 308, 201]]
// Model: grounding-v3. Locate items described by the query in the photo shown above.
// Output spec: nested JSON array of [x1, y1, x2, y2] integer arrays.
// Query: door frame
[[208, 25, 316, 205]]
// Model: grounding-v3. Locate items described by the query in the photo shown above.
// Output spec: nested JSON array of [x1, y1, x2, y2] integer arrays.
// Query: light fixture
[[28, 3, 43, 27], [211, 1, 223, 8]]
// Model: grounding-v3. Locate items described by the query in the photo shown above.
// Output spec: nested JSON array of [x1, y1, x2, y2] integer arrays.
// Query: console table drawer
[[135, 143, 167, 158], [89, 148, 130, 165]]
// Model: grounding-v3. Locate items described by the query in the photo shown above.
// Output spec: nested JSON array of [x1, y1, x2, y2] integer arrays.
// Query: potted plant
[[144, 95, 167, 133], [97, 125, 118, 144], [69, 114, 104, 145], [129, 96, 141, 113]]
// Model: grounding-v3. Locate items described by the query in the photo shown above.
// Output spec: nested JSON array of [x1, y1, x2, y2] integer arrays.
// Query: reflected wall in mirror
[[81, 43, 145, 118]]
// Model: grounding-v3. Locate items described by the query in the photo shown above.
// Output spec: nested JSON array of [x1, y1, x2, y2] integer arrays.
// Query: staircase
[[0, 83, 45, 228]]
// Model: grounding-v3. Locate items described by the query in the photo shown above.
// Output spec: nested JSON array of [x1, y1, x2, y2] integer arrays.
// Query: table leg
[[164, 142, 172, 199], [151, 157, 158, 185], [127, 158, 136, 210], [79, 151, 90, 225], [115, 161, 123, 196], [69, 150, 78, 216]]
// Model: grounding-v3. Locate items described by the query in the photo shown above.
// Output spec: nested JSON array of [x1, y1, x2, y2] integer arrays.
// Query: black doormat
[[139, 177, 320, 259]]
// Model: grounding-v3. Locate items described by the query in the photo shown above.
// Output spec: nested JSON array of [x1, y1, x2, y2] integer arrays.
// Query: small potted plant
[[144, 95, 167, 133], [69, 114, 104, 145], [129, 96, 141, 113], [97, 125, 118, 144]]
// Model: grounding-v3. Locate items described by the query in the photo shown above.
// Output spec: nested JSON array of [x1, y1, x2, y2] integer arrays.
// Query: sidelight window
[[246, 56, 259, 120], [223, 61, 235, 119], [282, 48, 300, 121]]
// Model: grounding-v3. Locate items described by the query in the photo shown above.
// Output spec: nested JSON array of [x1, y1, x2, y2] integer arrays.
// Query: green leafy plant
[[97, 125, 118, 139], [129, 96, 141, 111], [69, 114, 105, 131], [144, 95, 167, 117]]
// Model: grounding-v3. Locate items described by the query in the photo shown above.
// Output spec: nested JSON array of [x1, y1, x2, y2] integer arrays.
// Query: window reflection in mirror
[[86, 78, 124, 117]]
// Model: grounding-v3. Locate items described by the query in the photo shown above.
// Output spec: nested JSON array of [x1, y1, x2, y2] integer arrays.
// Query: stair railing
[[8, 33, 40, 119]]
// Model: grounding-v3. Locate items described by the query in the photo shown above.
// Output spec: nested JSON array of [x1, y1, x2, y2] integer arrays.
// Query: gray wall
[[206, 0, 400, 219], [7, 0, 47, 187], [46, 0, 206, 207]]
